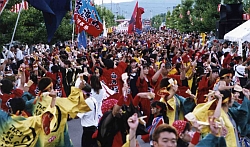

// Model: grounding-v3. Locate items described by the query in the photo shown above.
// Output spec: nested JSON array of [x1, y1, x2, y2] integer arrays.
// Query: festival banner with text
[[74, 0, 103, 37]]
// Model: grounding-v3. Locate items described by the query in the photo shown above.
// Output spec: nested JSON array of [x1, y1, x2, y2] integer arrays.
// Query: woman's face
[[143, 67, 149, 75], [180, 130, 192, 143], [212, 72, 219, 79], [225, 76, 232, 84], [151, 107, 157, 114]]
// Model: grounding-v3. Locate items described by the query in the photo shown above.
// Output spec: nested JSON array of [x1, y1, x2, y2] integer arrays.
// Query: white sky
[[94, 0, 135, 5]]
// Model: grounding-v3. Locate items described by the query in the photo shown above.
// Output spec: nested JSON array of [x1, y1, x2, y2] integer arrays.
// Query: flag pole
[[9, 0, 24, 50], [71, 0, 75, 44]]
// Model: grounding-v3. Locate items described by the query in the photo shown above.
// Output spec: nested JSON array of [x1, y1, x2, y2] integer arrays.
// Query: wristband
[[190, 131, 200, 145]]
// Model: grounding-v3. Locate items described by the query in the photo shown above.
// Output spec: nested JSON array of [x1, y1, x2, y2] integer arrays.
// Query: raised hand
[[128, 113, 139, 131], [209, 116, 220, 136], [242, 88, 250, 99], [49, 90, 57, 98]]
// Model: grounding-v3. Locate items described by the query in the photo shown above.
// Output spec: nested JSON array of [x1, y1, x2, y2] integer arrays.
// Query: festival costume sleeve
[[136, 78, 148, 92], [0, 106, 56, 147], [35, 87, 90, 147], [22, 91, 35, 115], [168, 68, 178, 75], [175, 94, 196, 115], [239, 99, 250, 136], [133, 95, 141, 107], [230, 97, 250, 136], [196, 134, 227, 147], [191, 100, 217, 134], [160, 95, 184, 125], [46, 72, 57, 81], [58, 87, 91, 118], [122, 134, 139, 147], [168, 75, 181, 85], [116, 61, 128, 73]]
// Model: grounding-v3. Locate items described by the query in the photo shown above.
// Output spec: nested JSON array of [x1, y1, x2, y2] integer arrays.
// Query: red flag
[[0, 0, 8, 15], [128, 1, 138, 34], [74, 0, 103, 37], [10, 1, 28, 13], [135, 7, 144, 31]]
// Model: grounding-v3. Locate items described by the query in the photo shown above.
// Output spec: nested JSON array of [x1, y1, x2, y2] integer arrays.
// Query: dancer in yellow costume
[[0, 90, 57, 146], [22, 77, 90, 147], [158, 77, 196, 125], [187, 89, 249, 147]]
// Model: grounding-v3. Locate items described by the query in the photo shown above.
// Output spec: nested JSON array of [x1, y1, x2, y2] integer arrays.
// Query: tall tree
[[178, 0, 194, 32], [170, 4, 181, 29], [165, 11, 171, 28]]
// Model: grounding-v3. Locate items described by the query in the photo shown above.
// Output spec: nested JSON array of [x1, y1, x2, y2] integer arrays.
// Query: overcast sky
[[94, 0, 135, 5]]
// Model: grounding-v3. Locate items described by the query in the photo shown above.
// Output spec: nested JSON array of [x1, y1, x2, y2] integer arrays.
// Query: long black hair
[[151, 101, 169, 124], [90, 75, 102, 94]]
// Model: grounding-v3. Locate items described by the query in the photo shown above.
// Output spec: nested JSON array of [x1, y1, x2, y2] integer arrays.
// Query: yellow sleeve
[[56, 87, 91, 118], [122, 135, 130, 147]]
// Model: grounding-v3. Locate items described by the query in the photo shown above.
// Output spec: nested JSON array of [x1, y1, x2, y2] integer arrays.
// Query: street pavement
[[68, 118, 151, 147]]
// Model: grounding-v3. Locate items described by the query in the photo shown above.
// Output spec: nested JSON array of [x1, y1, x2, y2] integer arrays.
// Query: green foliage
[[161, 0, 250, 33], [117, 15, 125, 20], [178, 0, 194, 32], [0, 0, 117, 48], [96, 5, 116, 28], [151, 13, 166, 29]]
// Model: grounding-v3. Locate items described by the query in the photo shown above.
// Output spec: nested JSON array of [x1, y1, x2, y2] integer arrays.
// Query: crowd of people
[[0, 29, 250, 147]]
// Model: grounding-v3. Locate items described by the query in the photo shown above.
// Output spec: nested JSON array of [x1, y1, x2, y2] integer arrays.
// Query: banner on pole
[[10, 1, 28, 13], [74, 0, 103, 37], [0, 0, 8, 15]]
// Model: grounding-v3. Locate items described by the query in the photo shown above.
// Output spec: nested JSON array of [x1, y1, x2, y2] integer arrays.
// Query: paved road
[[68, 118, 150, 147]]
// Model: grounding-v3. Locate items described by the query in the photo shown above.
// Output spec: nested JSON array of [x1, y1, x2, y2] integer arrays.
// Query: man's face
[[223, 44, 227, 49], [153, 132, 177, 147], [131, 62, 137, 69]]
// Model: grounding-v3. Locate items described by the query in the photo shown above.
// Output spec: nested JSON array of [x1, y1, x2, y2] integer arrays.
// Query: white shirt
[[77, 97, 98, 127], [5, 50, 14, 59], [222, 47, 231, 54], [91, 88, 105, 117], [234, 64, 246, 78], [16, 48, 24, 61]]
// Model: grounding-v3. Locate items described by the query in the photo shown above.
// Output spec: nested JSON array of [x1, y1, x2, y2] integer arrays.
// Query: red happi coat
[[196, 76, 215, 104], [136, 77, 152, 123], [101, 61, 127, 100], [46, 72, 66, 97], [0, 89, 23, 112]]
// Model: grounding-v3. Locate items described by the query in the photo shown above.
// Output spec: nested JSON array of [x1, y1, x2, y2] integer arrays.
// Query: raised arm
[[213, 91, 222, 119], [57, 56, 65, 68], [38, 62, 47, 73], [152, 64, 163, 83], [49, 90, 57, 108]]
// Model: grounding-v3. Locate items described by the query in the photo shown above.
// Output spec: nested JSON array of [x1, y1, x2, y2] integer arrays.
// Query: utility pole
[[150, 10, 152, 20], [102, 0, 103, 19], [111, 0, 112, 13]]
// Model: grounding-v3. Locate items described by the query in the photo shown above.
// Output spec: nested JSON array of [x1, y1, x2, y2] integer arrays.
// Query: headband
[[222, 97, 230, 104], [34, 82, 53, 104], [221, 73, 232, 78]]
